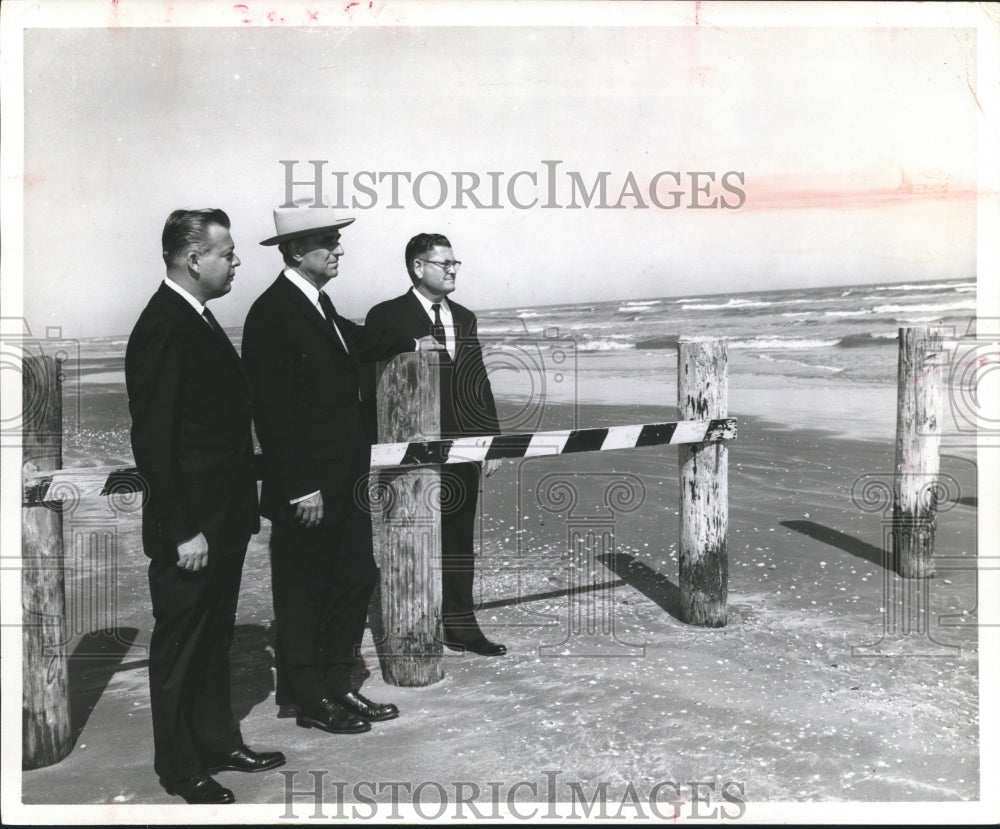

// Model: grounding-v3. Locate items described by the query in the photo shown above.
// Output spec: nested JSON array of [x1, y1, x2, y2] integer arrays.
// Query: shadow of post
[[596, 552, 684, 622], [780, 520, 888, 570], [67, 627, 140, 746]]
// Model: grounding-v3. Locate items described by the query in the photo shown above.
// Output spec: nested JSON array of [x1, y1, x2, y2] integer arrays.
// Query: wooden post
[[892, 327, 943, 578], [677, 338, 729, 627], [21, 355, 72, 768], [370, 351, 445, 686]]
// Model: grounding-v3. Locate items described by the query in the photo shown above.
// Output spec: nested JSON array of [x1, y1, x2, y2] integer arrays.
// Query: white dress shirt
[[163, 277, 206, 316], [283, 268, 351, 354], [410, 288, 455, 360]]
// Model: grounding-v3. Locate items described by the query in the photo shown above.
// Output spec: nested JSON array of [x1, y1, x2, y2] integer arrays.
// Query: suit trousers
[[269, 506, 379, 706], [147, 549, 246, 782], [441, 462, 484, 643]]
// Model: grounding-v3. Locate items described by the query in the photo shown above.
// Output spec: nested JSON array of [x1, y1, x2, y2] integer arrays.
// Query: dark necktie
[[202, 307, 227, 339], [317, 290, 336, 324], [318, 290, 350, 355], [431, 302, 447, 349]]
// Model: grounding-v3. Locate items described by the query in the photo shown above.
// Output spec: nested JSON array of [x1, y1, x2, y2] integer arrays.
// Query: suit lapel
[[402, 289, 458, 363], [402, 289, 433, 337], [278, 274, 353, 360], [156, 283, 249, 382]]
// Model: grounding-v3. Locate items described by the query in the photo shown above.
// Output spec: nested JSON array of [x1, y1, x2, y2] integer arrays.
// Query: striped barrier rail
[[21, 418, 737, 507]]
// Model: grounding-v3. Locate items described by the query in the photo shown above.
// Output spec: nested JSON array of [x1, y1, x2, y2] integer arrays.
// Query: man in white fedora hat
[[242, 204, 441, 735]]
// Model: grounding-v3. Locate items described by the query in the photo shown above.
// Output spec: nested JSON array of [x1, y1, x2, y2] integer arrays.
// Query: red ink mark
[[345, 1, 359, 11], [694, 0, 701, 25], [234, 3, 251, 23], [739, 170, 976, 212], [307, 8, 319, 21], [267, 11, 286, 23]]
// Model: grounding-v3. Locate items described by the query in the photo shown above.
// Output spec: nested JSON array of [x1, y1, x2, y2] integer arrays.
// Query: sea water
[[65, 277, 977, 465]]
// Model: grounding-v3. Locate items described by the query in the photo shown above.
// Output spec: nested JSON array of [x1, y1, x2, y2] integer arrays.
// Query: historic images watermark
[[278, 160, 747, 211], [276, 769, 747, 821]]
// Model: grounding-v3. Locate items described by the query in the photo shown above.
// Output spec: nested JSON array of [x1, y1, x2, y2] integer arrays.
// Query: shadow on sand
[[477, 551, 684, 623], [67, 623, 276, 741], [597, 552, 684, 622], [68, 627, 143, 746], [780, 520, 889, 570]]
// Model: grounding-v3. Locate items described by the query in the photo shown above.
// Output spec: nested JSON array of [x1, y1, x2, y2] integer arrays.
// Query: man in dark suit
[[125, 209, 285, 805], [242, 206, 441, 734], [365, 233, 506, 657]]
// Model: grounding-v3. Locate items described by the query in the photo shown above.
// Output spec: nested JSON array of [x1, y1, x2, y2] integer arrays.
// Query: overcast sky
[[7, 3, 989, 337]]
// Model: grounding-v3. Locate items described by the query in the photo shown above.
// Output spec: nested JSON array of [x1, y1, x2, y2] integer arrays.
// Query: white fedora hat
[[260, 201, 356, 246]]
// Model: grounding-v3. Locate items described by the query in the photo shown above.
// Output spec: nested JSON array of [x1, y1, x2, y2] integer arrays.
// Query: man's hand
[[176, 532, 209, 571], [294, 491, 324, 528], [483, 458, 502, 478], [416, 335, 445, 352]]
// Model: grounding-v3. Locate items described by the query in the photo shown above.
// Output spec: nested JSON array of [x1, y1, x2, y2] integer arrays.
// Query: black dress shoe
[[161, 772, 235, 804], [445, 637, 507, 656], [331, 690, 399, 722], [296, 699, 371, 734], [203, 744, 286, 774]]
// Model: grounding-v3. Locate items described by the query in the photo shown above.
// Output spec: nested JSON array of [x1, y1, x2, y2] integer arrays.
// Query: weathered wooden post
[[370, 351, 445, 686], [677, 338, 728, 627], [892, 326, 943, 578], [21, 354, 72, 768]]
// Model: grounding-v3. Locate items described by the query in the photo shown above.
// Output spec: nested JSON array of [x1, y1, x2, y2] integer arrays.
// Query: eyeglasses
[[419, 259, 462, 271]]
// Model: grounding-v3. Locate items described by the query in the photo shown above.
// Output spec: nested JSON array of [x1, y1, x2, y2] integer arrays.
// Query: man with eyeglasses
[[365, 233, 505, 656]]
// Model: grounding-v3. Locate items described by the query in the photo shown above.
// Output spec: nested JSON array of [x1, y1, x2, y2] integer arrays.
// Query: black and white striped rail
[[21, 417, 736, 506], [370, 417, 736, 468]]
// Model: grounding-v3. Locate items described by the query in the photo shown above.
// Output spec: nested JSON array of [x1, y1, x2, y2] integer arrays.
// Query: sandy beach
[[19, 395, 979, 813]]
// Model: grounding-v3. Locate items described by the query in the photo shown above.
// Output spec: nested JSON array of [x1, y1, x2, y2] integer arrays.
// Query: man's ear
[[186, 249, 201, 276]]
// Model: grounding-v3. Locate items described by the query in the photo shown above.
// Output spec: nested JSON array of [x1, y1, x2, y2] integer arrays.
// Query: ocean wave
[[682, 299, 772, 311], [873, 301, 976, 314], [873, 281, 976, 291], [837, 332, 898, 348], [823, 309, 875, 317], [683, 297, 816, 312], [616, 304, 660, 313], [635, 336, 680, 350], [620, 299, 661, 307], [730, 338, 840, 350], [577, 340, 636, 352], [758, 354, 844, 373], [893, 315, 946, 323]]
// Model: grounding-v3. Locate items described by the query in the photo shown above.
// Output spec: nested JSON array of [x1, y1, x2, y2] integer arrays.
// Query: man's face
[[415, 246, 458, 300], [295, 231, 344, 288], [196, 224, 240, 299]]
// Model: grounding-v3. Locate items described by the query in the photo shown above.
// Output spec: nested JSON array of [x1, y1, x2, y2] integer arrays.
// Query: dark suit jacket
[[242, 273, 414, 526], [364, 289, 499, 439], [125, 282, 259, 561]]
